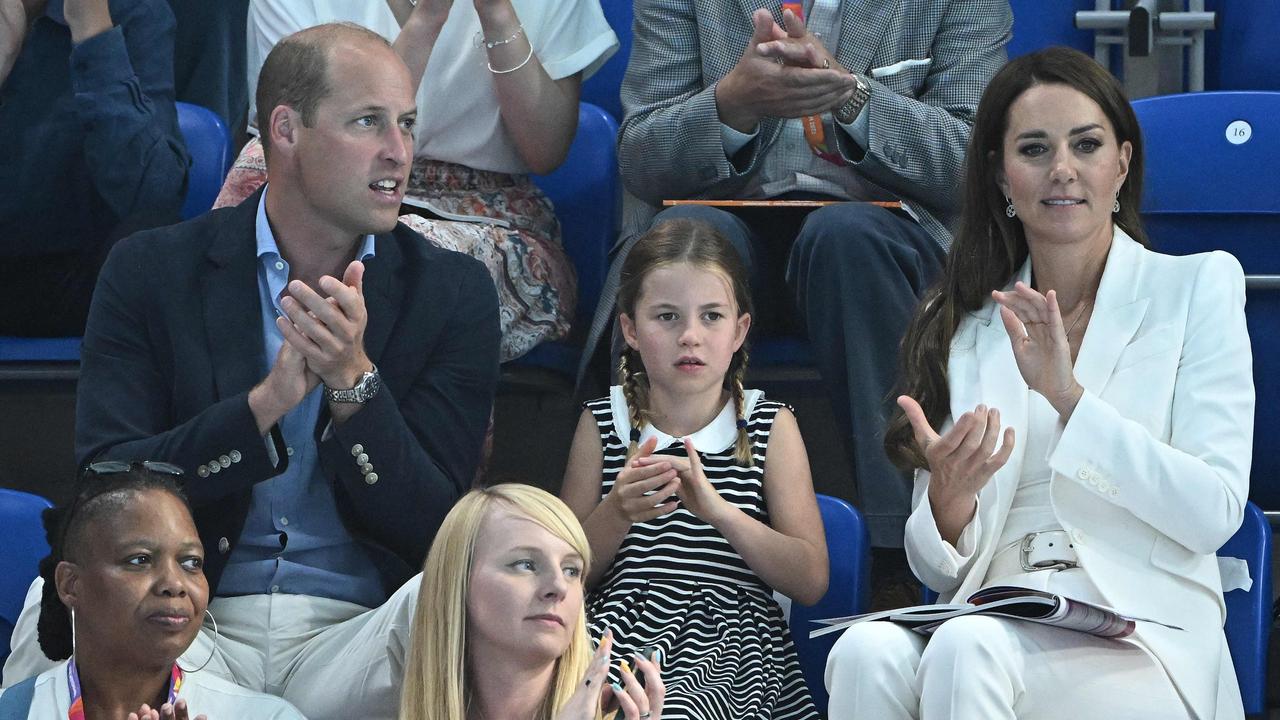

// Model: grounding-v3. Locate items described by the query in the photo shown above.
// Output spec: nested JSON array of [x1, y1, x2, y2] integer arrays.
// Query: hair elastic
[[736, 419, 748, 429]]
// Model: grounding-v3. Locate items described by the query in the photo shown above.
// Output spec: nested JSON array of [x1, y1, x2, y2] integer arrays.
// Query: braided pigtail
[[37, 506, 73, 661], [619, 349, 651, 460], [728, 347, 754, 467]]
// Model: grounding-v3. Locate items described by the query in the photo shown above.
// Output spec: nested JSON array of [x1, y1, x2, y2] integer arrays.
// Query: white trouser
[[4, 575, 420, 720], [824, 616, 1190, 720]]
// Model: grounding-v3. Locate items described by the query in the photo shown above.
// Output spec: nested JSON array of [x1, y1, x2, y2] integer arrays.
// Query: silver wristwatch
[[834, 73, 871, 125], [324, 366, 381, 404]]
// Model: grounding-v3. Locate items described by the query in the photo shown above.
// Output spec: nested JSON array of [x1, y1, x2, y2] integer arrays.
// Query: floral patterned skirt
[[213, 138, 575, 362]]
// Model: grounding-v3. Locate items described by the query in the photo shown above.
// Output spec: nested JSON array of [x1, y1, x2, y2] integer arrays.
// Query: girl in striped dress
[[561, 219, 828, 720]]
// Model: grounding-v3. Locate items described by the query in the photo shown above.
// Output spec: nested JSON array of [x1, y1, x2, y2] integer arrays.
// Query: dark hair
[[37, 466, 191, 661], [255, 22, 392, 157], [884, 46, 1148, 469], [616, 219, 756, 465]]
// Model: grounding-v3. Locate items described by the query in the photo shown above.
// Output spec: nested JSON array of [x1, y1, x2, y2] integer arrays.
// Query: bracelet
[[474, 24, 524, 50], [487, 41, 534, 74]]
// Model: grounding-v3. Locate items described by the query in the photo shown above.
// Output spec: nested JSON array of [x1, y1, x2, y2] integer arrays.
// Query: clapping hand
[[127, 699, 206, 720], [634, 439, 731, 525], [992, 283, 1085, 416], [604, 437, 681, 525], [278, 260, 372, 391], [755, 8, 842, 72]]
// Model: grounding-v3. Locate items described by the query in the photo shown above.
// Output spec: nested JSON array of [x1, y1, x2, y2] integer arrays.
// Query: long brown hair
[[884, 46, 1149, 469], [617, 219, 756, 465]]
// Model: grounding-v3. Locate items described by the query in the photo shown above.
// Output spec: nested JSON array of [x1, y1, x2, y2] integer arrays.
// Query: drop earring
[[1113, 195, 1120, 213], [1005, 197, 1016, 218]]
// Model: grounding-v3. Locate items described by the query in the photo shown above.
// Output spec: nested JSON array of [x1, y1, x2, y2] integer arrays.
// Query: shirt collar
[[255, 184, 377, 263], [608, 385, 763, 455]]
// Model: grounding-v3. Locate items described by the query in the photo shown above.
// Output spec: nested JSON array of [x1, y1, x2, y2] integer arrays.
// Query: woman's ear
[[991, 150, 1010, 198], [54, 561, 80, 609], [1116, 139, 1133, 193], [619, 313, 640, 351]]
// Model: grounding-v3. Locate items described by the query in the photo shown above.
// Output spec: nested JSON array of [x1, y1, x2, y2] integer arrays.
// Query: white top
[[246, 0, 619, 173], [0, 662, 306, 719], [608, 385, 764, 455]]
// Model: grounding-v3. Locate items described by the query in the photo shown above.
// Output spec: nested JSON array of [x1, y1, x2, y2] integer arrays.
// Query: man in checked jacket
[[584, 0, 1012, 605]]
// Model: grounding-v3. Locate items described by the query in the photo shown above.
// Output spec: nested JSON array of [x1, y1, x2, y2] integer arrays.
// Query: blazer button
[[197, 465, 209, 478], [218, 537, 230, 554], [361, 463, 374, 475], [356, 453, 369, 465], [229, 450, 242, 463], [1077, 468, 1090, 481], [219, 455, 231, 468], [365, 472, 379, 485], [351, 443, 364, 456], [209, 462, 221, 474]]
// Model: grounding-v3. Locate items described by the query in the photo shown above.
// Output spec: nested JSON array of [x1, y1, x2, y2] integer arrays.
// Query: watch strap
[[834, 73, 871, 126]]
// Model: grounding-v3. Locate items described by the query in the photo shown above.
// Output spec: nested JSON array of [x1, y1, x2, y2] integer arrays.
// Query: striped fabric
[[585, 394, 819, 720]]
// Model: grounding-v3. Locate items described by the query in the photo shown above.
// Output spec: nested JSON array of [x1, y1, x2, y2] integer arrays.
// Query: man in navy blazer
[[2, 23, 499, 720]]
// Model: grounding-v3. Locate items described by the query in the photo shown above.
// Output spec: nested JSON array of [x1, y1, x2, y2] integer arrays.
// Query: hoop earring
[[1005, 197, 1016, 218], [1113, 196, 1120, 213], [177, 609, 219, 674]]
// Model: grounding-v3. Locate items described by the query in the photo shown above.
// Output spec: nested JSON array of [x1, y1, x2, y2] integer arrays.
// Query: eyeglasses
[[84, 460, 185, 478]]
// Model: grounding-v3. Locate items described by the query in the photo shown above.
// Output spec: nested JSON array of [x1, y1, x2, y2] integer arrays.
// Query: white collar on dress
[[608, 385, 764, 455]]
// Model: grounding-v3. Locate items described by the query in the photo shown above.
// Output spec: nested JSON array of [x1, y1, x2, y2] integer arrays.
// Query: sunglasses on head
[[83, 460, 185, 478]]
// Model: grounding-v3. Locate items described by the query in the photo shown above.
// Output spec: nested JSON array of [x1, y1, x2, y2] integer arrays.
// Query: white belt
[[989, 530, 1080, 578]]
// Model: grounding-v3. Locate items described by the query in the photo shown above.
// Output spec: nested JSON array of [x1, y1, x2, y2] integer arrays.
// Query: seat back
[[1219, 501, 1273, 715], [521, 103, 620, 374], [1133, 91, 1280, 510], [788, 494, 870, 716], [1008, 0, 1095, 59], [0, 489, 53, 667], [176, 101, 233, 221], [581, 0, 632, 121]]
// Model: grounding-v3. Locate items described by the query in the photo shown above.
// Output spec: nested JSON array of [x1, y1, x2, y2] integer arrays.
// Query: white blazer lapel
[[1072, 229, 1150, 395]]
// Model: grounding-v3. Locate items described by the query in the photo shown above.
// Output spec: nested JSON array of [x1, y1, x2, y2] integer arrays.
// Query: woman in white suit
[[824, 47, 1252, 720]]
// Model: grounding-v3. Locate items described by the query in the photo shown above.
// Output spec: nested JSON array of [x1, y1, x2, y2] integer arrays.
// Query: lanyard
[[784, 1, 849, 167], [66, 659, 184, 720]]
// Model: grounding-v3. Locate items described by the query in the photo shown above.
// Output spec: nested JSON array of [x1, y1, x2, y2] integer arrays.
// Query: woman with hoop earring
[[0, 462, 304, 719]]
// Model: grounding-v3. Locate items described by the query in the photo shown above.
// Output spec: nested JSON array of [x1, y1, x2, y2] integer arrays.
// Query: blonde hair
[[617, 219, 755, 466], [398, 483, 598, 720]]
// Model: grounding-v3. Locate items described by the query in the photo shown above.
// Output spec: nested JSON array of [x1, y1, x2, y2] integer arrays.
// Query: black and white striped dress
[[585, 386, 819, 720]]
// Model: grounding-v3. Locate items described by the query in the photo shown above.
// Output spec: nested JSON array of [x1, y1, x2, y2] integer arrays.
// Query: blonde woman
[[400, 484, 665, 720]]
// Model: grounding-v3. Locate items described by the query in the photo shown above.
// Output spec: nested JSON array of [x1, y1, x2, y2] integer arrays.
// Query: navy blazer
[[75, 189, 501, 595]]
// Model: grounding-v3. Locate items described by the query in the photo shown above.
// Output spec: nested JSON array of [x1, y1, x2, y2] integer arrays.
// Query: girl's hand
[[605, 651, 666, 720], [636, 439, 731, 525], [604, 437, 681, 525], [898, 396, 1014, 524], [556, 630, 617, 720], [992, 283, 1085, 416]]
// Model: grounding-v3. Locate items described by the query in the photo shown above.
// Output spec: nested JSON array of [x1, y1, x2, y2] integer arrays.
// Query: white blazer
[[904, 228, 1253, 720]]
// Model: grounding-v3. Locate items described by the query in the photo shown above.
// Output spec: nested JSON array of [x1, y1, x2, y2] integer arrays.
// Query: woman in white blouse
[[824, 46, 1251, 720], [220, 0, 619, 361]]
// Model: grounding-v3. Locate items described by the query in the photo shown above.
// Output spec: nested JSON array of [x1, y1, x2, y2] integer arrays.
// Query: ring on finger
[[773, 56, 784, 65], [639, 714, 652, 720]]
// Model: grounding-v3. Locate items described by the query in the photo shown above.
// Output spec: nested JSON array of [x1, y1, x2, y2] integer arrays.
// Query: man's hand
[[278, 260, 372, 391], [714, 8, 855, 133], [248, 337, 321, 436], [0, 0, 27, 87], [63, 0, 113, 44]]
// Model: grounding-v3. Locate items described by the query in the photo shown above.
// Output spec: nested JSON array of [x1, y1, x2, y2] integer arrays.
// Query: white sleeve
[[518, 0, 619, 80]]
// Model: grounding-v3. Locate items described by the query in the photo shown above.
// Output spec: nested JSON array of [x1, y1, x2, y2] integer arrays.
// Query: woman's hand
[[898, 396, 1015, 545], [127, 700, 207, 720], [603, 437, 681, 525], [556, 631, 621, 720], [634, 439, 731, 525], [992, 283, 1085, 417], [605, 652, 666, 720]]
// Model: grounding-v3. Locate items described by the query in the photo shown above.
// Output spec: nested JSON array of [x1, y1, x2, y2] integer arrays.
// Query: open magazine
[[810, 586, 1184, 640]]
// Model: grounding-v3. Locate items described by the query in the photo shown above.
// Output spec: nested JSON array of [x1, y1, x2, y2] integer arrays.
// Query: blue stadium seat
[[1205, 0, 1280, 92], [1220, 501, 1273, 716], [517, 102, 620, 378], [0, 489, 52, 670], [176, 101, 233, 221], [1008, 0, 1095, 59], [1132, 91, 1280, 510], [581, 0, 632, 122], [788, 494, 869, 716]]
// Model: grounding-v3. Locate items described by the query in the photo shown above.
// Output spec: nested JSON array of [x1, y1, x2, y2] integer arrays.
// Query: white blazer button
[[356, 453, 369, 465], [1077, 468, 1090, 480], [1110, 487, 1119, 497], [361, 463, 374, 475], [197, 465, 209, 478], [218, 537, 230, 554], [209, 462, 221, 474], [351, 443, 364, 456], [365, 472, 379, 485], [219, 455, 231, 468], [229, 450, 242, 463]]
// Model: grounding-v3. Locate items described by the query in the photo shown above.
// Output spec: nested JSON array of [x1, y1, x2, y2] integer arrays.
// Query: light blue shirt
[[218, 186, 385, 608]]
